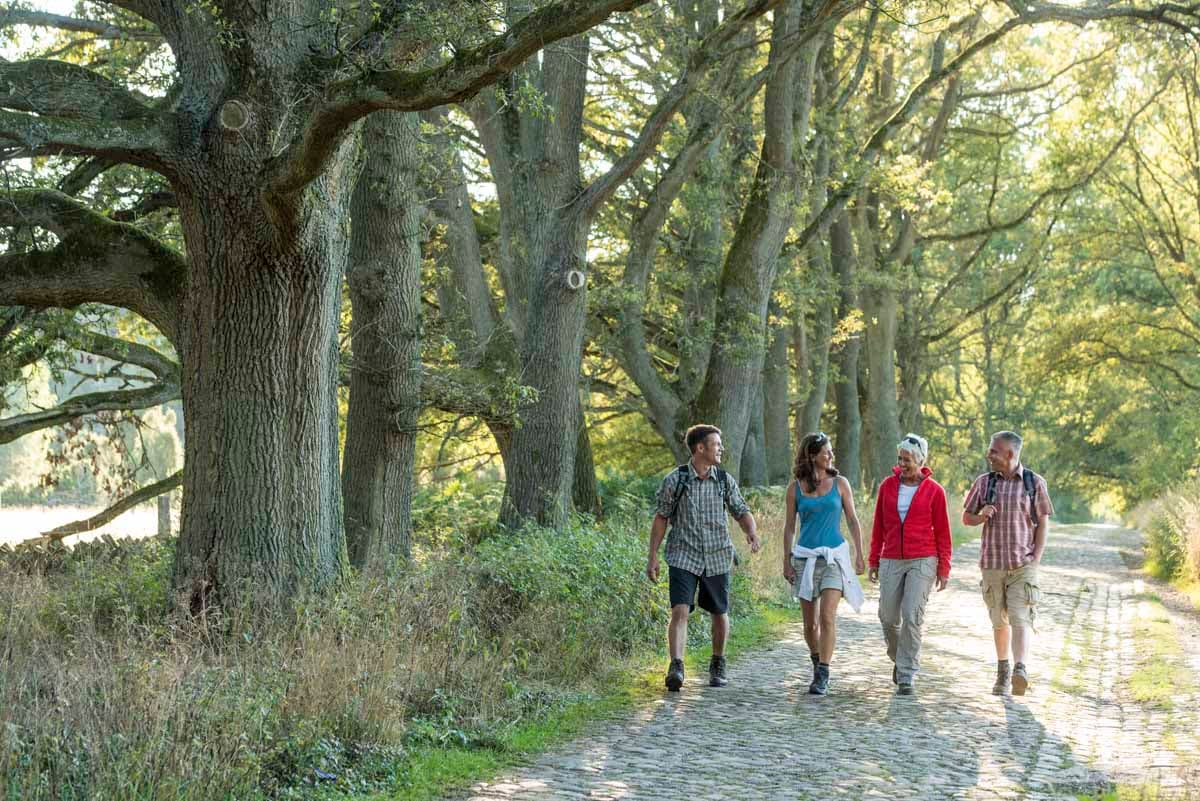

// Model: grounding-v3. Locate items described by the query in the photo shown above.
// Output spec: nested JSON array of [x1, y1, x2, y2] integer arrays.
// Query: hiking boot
[[809, 663, 830, 696], [1011, 662, 1029, 696], [810, 652, 819, 677], [665, 658, 685, 692], [897, 682, 914, 696], [709, 655, 728, 687], [992, 661, 1012, 696]]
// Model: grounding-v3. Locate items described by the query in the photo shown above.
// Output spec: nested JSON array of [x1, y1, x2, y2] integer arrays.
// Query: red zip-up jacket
[[869, 466, 953, 578]]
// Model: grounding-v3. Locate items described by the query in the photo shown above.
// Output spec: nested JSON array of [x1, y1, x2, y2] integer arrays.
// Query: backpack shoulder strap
[[1022, 469, 1039, 514], [713, 466, 728, 494], [713, 466, 731, 507], [984, 471, 1000, 505], [669, 465, 690, 520]]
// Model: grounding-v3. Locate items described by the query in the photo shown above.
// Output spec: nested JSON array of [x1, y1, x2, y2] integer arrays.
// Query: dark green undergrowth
[[1, 476, 793, 801]]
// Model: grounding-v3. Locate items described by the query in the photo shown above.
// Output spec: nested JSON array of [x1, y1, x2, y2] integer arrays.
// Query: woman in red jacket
[[868, 433, 952, 696]]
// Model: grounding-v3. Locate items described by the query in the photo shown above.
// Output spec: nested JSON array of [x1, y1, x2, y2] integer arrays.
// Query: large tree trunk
[[692, 1, 811, 477], [342, 112, 424, 569], [174, 154, 356, 608], [678, 137, 725, 408], [499, 35, 592, 528], [424, 108, 498, 364], [797, 88, 834, 438], [897, 285, 925, 435], [573, 414, 602, 517], [798, 304, 831, 435], [763, 307, 792, 483], [740, 380, 768, 486], [830, 209, 862, 487], [861, 278, 900, 489], [500, 215, 591, 527]]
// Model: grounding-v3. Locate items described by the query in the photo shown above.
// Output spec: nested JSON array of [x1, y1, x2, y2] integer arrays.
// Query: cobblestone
[[461, 524, 1199, 800]]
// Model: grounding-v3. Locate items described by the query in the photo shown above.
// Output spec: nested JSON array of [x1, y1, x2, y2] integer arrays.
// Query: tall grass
[[1, 476, 977, 800], [0, 480, 766, 801], [1129, 477, 1200, 586]]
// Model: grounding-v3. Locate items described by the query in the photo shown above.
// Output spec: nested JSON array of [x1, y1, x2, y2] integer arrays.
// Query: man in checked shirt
[[647, 424, 761, 692], [962, 431, 1054, 696]]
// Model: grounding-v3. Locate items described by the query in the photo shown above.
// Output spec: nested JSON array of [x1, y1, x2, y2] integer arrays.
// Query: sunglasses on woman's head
[[903, 436, 920, 446]]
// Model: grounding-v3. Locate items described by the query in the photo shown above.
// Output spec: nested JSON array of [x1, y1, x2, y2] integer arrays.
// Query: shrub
[[1, 487, 781, 800], [1131, 478, 1200, 584]]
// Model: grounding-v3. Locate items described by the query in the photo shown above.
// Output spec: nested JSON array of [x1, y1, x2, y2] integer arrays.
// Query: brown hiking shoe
[[709, 655, 728, 687], [992, 661, 1011, 696], [1012, 662, 1029, 696]]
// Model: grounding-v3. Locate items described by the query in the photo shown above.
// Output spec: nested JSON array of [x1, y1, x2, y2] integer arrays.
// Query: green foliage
[[1144, 516, 1186, 582], [34, 535, 174, 636], [1132, 478, 1200, 585], [1, 488, 777, 800]]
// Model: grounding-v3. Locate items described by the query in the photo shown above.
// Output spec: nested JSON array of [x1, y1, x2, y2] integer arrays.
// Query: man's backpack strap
[[712, 466, 731, 508], [668, 464, 690, 521], [985, 469, 1040, 521], [668, 464, 732, 521], [1022, 469, 1040, 524]]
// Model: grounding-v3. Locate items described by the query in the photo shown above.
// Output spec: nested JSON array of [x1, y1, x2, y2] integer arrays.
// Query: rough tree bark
[[0, 0, 657, 605], [693, 0, 821, 478], [830, 209, 863, 486], [342, 111, 424, 568], [762, 304, 793, 483]]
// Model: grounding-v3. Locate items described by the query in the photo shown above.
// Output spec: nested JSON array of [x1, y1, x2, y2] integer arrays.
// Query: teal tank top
[[795, 480, 845, 550]]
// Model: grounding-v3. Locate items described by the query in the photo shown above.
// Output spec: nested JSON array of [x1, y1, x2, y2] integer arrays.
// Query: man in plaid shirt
[[647, 424, 760, 692], [962, 430, 1054, 696]]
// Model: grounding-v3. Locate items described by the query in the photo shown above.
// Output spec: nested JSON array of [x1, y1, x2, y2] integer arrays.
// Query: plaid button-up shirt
[[963, 466, 1054, 570], [655, 461, 751, 576]]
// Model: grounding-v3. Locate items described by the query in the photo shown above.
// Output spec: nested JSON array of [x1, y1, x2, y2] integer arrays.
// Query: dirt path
[[462, 524, 1199, 800]]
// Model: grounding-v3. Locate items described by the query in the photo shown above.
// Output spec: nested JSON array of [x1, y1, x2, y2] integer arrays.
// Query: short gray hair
[[991, 430, 1023, 452], [898, 433, 928, 464]]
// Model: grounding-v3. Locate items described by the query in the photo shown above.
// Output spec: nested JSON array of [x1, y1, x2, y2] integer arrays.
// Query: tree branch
[[264, 0, 655, 203], [0, 8, 160, 41], [921, 71, 1173, 244], [832, 5, 878, 112], [18, 470, 183, 546], [576, 0, 854, 220], [0, 189, 185, 341], [72, 330, 178, 378], [0, 58, 159, 118], [791, 2, 1200, 255], [0, 59, 172, 170], [0, 376, 179, 445]]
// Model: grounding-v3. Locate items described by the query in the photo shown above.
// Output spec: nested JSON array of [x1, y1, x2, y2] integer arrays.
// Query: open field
[[0, 505, 161, 547]]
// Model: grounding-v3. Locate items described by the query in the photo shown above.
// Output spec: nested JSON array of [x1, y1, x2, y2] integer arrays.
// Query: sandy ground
[[0, 505, 162, 548]]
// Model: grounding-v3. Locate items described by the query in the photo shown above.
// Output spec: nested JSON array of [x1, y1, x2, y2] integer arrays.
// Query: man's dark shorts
[[668, 566, 731, 615]]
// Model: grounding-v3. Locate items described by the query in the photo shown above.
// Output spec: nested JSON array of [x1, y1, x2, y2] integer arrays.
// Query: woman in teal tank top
[[781, 432, 867, 695], [795, 478, 845, 550]]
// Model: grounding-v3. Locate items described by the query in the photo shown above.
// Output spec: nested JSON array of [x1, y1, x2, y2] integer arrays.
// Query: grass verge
[[1127, 592, 1191, 710], [370, 604, 801, 801]]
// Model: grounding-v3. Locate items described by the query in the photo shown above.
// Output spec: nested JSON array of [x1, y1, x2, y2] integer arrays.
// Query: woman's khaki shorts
[[793, 556, 845, 595], [980, 563, 1040, 629]]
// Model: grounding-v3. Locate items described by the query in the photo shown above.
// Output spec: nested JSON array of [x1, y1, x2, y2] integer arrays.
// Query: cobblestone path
[[463, 525, 1200, 800]]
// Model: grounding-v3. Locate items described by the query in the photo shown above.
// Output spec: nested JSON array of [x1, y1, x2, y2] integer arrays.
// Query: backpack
[[668, 464, 731, 522], [985, 468, 1040, 523]]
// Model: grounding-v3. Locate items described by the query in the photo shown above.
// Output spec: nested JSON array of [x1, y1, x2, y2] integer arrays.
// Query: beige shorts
[[980, 563, 1040, 629], [793, 556, 845, 596]]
